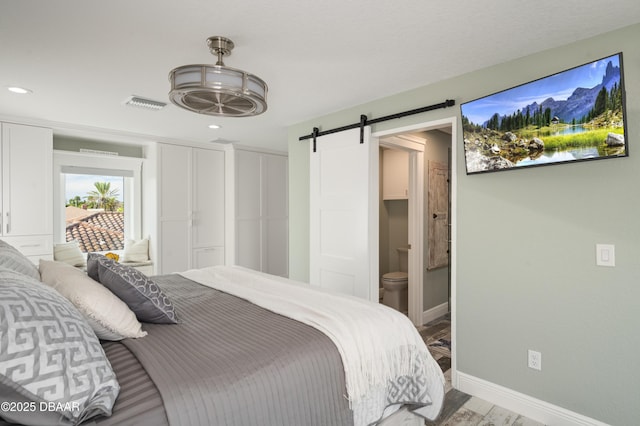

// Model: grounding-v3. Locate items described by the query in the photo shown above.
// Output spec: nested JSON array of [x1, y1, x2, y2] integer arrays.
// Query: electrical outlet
[[596, 244, 615, 267], [528, 350, 542, 371]]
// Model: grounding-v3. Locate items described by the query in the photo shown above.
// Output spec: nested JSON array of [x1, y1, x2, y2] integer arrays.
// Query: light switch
[[596, 244, 615, 267]]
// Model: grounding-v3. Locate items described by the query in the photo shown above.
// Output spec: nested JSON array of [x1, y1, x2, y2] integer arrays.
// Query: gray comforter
[[120, 274, 353, 426]]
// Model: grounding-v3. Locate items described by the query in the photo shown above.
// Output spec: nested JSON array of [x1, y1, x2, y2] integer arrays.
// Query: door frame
[[372, 115, 458, 386]]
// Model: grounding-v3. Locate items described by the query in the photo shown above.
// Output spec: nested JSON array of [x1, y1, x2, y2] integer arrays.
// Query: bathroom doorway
[[378, 144, 413, 315], [375, 119, 454, 327]]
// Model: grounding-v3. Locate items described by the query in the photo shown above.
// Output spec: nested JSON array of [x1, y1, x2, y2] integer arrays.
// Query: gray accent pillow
[[0, 268, 120, 425], [86, 252, 103, 281], [0, 238, 40, 280], [96, 256, 178, 324]]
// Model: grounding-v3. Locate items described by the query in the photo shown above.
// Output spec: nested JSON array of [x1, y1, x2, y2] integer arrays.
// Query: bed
[[0, 240, 444, 426]]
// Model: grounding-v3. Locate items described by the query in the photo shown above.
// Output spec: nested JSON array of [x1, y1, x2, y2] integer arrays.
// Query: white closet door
[[235, 151, 289, 276], [263, 153, 288, 276], [1, 123, 53, 236], [192, 148, 225, 248], [235, 151, 262, 270], [309, 127, 378, 301], [160, 221, 190, 274], [158, 144, 190, 274]]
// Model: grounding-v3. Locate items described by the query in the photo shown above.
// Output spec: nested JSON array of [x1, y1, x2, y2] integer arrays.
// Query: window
[[53, 151, 142, 254], [63, 172, 126, 252]]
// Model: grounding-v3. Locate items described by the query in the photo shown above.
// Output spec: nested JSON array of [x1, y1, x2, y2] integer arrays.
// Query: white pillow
[[39, 259, 147, 340], [53, 240, 85, 266], [122, 238, 149, 262]]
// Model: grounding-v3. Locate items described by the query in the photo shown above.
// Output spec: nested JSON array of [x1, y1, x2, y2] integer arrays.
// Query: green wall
[[288, 23, 640, 424]]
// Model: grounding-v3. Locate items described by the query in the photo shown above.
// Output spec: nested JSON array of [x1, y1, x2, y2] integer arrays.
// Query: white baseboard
[[456, 372, 610, 426], [422, 302, 449, 324]]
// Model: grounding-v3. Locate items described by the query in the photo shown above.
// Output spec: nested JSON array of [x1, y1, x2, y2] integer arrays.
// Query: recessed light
[[7, 86, 32, 94], [208, 124, 221, 129]]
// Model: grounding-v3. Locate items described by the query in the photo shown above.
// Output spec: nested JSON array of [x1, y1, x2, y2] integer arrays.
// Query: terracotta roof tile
[[66, 209, 124, 252], [65, 206, 95, 223]]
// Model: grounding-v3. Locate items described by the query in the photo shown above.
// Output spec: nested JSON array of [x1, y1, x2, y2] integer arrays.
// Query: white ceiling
[[1, 1, 639, 152]]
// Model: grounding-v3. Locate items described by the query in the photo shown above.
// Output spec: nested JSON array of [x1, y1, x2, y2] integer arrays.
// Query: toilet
[[382, 247, 409, 313]]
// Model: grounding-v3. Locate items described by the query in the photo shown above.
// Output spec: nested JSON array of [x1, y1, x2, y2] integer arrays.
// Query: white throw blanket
[[180, 265, 444, 424]]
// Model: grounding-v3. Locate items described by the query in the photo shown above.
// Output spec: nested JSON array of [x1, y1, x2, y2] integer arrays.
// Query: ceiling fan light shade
[[168, 37, 267, 117]]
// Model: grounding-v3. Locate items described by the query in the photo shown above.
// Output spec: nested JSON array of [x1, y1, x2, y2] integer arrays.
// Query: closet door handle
[[5, 212, 9, 234], [433, 213, 438, 219]]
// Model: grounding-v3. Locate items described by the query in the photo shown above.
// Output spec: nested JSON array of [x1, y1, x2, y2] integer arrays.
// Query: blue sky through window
[[65, 174, 124, 203]]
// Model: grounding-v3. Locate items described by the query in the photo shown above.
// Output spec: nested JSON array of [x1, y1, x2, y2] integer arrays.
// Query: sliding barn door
[[309, 128, 378, 301]]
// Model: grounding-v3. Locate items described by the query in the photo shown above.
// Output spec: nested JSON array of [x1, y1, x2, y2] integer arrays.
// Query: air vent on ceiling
[[123, 95, 167, 111]]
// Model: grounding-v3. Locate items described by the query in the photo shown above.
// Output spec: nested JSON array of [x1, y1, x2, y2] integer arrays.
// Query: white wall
[[288, 23, 640, 425]]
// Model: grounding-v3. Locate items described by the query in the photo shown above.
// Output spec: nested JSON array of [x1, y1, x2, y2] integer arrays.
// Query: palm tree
[[102, 197, 119, 212], [87, 182, 120, 211], [68, 195, 82, 207]]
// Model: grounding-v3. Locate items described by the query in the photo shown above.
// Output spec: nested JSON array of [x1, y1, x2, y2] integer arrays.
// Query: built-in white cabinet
[[157, 144, 224, 274], [382, 148, 409, 200], [0, 123, 53, 262], [192, 148, 225, 267], [234, 150, 288, 277]]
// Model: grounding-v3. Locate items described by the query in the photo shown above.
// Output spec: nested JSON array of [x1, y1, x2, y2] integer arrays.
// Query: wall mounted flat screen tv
[[461, 53, 628, 174]]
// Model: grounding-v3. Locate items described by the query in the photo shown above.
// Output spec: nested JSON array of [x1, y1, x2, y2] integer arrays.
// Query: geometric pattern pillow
[[96, 256, 178, 324], [0, 238, 40, 281], [0, 268, 120, 425]]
